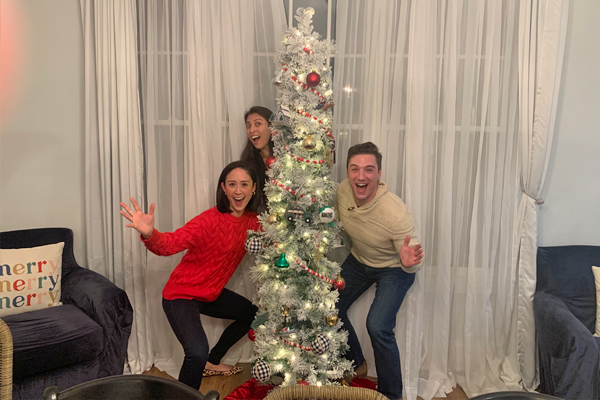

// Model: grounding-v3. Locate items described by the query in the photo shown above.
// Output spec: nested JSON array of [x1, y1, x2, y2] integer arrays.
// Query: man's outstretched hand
[[400, 235, 424, 268]]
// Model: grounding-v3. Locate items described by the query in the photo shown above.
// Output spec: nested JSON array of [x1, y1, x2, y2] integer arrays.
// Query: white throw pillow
[[0, 242, 64, 317], [592, 266, 600, 336]]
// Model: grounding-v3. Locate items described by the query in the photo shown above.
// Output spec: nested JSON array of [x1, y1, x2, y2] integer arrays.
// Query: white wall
[[0, 0, 86, 262], [539, 0, 600, 246]]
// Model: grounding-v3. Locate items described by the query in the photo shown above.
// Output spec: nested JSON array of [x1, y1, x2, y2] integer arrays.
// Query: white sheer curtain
[[333, 1, 568, 399], [136, 0, 286, 377], [80, 0, 152, 375], [515, 0, 569, 390]]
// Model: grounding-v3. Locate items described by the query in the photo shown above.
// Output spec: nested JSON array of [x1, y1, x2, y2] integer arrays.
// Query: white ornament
[[319, 207, 335, 224]]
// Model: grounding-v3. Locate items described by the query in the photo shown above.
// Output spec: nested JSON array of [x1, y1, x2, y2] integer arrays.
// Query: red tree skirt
[[224, 377, 377, 400]]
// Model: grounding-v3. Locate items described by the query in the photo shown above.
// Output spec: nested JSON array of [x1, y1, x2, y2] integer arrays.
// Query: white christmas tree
[[246, 7, 353, 388]]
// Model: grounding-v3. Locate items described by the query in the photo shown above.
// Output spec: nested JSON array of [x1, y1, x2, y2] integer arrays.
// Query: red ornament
[[306, 71, 321, 87], [265, 156, 276, 169], [333, 275, 346, 290], [248, 329, 256, 342], [303, 46, 311, 54], [297, 379, 310, 386]]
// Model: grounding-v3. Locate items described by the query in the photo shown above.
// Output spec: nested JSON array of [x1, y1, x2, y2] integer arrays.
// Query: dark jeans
[[337, 253, 415, 400], [162, 289, 257, 390]]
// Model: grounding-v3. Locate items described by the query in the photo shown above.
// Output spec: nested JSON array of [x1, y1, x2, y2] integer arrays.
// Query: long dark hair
[[216, 161, 261, 214], [241, 106, 274, 206]]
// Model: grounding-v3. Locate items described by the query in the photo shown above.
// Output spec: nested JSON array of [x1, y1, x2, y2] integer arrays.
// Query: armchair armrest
[[534, 291, 599, 399], [61, 267, 133, 377]]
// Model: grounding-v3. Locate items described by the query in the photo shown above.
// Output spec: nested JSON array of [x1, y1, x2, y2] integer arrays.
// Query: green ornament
[[276, 253, 289, 268], [251, 312, 269, 330]]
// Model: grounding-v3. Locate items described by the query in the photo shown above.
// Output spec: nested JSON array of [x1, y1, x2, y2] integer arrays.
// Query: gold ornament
[[267, 214, 279, 224], [313, 250, 323, 262], [325, 314, 338, 326], [302, 135, 317, 151]]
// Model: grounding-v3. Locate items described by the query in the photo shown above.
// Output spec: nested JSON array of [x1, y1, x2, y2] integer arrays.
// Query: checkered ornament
[[245, 236, 263, 255], [311, 333, 330, 355], [252, 359, 271, 383]]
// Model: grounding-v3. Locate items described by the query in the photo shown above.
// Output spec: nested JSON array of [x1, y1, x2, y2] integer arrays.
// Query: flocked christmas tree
[[244, 7, 353, 388]]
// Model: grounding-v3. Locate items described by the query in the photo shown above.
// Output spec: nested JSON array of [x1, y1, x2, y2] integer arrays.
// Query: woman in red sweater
[[120, 161, 261, 390]]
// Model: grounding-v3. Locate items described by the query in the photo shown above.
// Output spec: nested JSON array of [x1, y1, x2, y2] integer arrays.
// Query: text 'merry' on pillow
[[0, 242, 64, 317]]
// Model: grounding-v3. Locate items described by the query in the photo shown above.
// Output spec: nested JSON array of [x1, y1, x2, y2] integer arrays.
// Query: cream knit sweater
[[336, 179, 422, 273]]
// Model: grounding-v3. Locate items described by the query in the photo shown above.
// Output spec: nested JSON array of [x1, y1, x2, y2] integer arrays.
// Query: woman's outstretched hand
[[120, 197, 156, 239]]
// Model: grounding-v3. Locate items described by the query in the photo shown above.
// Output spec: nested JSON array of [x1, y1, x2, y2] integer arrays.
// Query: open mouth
[[251, 135, 261, 144], [233, 196, 245, 207], [355, 183, 368, 195]]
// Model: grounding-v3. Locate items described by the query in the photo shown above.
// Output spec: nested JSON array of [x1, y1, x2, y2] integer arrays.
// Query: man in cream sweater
[[336, 142, 424, 400]]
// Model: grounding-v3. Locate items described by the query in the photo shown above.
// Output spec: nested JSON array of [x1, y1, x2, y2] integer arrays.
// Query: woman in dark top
[[240, 106, 273, 210]]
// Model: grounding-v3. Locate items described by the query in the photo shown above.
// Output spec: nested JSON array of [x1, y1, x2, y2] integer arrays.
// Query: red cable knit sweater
[[142, 207, 260, 302]]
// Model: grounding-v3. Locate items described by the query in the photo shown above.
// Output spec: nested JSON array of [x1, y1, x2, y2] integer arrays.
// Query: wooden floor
[[143, 364, 469, 400]]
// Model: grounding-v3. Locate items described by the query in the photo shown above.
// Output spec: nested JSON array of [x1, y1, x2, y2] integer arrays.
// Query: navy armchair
[[534, 245, 600, 400], [0, 228, 133, 400]]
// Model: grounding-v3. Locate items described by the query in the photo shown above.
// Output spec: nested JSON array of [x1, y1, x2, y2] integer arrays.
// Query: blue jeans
[[337, 253, 415, 400]]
